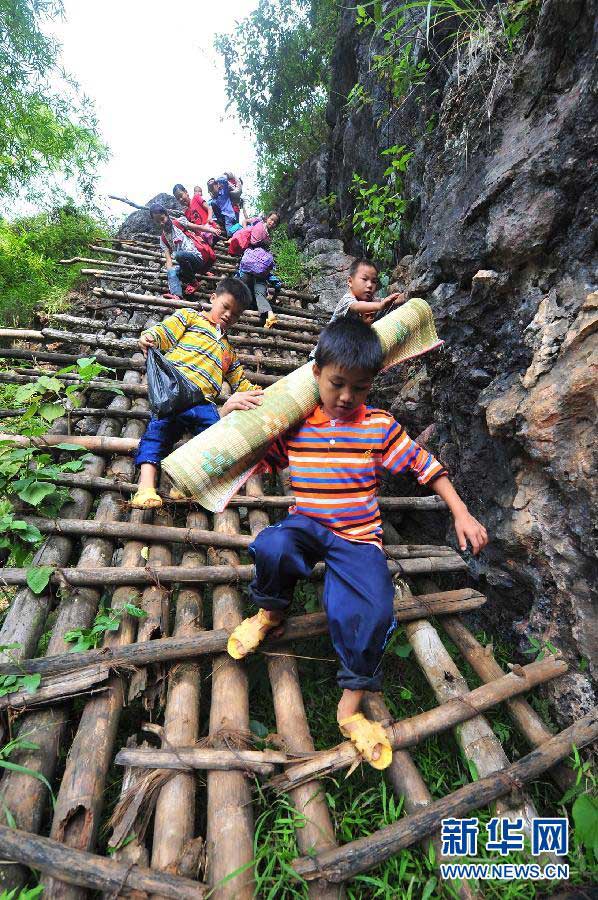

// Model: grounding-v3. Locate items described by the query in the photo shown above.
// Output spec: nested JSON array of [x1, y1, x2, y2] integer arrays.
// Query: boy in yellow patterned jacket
[[132, 277, 263, 509]]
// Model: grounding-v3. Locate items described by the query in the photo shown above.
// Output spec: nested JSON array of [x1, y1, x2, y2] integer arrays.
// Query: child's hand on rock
[[453, 510, 488, 554], [221, 389, 264, 416], [139, 333, 156, 356]]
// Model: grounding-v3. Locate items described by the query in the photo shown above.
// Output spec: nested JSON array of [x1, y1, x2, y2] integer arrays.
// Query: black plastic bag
[[146, 347, 206, 419]]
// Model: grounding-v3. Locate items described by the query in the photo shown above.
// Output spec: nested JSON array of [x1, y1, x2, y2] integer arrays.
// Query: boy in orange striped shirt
[[228, 317, 487, 768]]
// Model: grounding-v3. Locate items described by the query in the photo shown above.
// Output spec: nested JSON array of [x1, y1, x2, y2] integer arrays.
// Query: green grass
[[242, 586, 597, 898]]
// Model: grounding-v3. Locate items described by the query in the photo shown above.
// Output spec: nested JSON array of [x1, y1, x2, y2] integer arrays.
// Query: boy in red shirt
[[227, 317, 488, 769]]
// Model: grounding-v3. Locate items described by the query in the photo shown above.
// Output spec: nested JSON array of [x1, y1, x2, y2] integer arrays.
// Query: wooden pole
[[115, 747, 292, 775], [441, 616, 575, 793], [0, 363, 147, 893], [0, 432, 140, 453], [42, 472, 449, 511], [151, 509, 207, 873], [291, 707, 598, 882], [26, 515, 461, 561], [361, 692, 478, 900], [206, 507, 255, 898], [0, 405, 151, 421], [0, 556, 466, 589], [405, 617, 541, 836], [268, 655, 569, 793], [245, 474, 342, 900], [0, 589, 488, 695], [0, 824, 208, 898]]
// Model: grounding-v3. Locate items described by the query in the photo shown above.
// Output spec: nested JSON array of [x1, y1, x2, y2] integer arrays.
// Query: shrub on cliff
[[0, 205, 108, 326]]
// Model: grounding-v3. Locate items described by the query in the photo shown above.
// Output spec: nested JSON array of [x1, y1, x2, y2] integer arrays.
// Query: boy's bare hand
[[139, 333, 156, 356], [221, 389, 264, 416], [453, 510, 488, 555], [382, 292, 406, 309]]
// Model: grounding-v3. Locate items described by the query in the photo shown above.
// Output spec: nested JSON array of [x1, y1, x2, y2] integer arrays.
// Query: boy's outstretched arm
[[430, 475, 488, 554], [349, 292, 406, 316]]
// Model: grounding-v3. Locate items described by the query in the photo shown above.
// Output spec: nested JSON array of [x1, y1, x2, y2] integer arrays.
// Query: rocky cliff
[[279, 0, 597, 723]]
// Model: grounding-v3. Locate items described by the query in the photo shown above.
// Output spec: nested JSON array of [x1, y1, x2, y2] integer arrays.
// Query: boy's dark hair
[[214, 277, 252, 311], [314, 316, 383, 374], [172, 183, 186, 196], [349, 258, 379, 278], [267, 211, 280, 220], [148, 202, 169, 219]]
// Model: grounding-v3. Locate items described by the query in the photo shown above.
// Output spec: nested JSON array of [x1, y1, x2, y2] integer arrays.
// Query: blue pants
[[248, 515, 395, 691], [167, 251, 208, 297], [135, 401, 219, 466]]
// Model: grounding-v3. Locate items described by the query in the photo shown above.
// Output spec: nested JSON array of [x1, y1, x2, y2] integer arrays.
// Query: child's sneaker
[[184, 284, 198, 296], [264, 312, 278, 329]]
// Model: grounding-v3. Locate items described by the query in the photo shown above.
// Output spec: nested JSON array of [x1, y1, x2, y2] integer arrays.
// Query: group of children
[[148, 175, 281, 328], [131, 242, 488, 769]]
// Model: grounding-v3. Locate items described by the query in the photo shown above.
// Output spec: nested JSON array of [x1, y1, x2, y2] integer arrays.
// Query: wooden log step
[[291, 706, 598, 883], [0, 365, 279, 390], [0, 341, 303, 373], [0, 824, 208, 898], [46, 318, 317, 353], [51, 311, 316, 346], [0, 406, 151, 421], [0, 665, 110, 711], [30, 470, 450, 511], [114, 747, 300, 776], [0, 589, 487, 679], [268, 655, 569, 793], [0, 553, 466, 589], [441, 616, 576, 793], [92, 287, 321, 324], [26, 516, 461, 561]]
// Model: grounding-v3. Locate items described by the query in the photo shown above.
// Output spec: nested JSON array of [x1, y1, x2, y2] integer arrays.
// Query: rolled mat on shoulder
[[162, 298, 442, 512]]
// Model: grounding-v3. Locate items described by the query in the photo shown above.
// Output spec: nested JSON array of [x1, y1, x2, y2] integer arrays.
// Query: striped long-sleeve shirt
[[261, 404, 448, 545], [143, 308, 256, 401]]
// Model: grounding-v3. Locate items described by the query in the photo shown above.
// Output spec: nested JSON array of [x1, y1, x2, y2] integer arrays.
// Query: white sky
[[40, 0, 259, 224]]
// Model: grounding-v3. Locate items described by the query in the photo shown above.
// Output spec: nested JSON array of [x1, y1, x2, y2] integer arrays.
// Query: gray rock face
[[277, 0, 598, 723], [117, 193, 182, 239]]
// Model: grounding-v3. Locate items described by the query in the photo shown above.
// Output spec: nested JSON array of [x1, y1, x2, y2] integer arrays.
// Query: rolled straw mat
[[162, 297, 442, 511]]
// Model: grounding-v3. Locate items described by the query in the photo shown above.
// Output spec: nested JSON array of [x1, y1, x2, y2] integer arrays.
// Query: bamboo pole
[[405, 618, 540, 832], [115, 747, 291, 775], [245, 474, 342, 900], [127, 501, 174, 707], [151, 509, 207, 873], [0, 365, 147, 893], [90, 243, 162, 262], [361, 692, 478, 900], [0, 345, 145, 370], [60, 256, 156, 270], [0, 405, 151, 421], [0, 432, 140, 453], [0, 824, 208, 898], [206, 507, 255, 898], [92, 287, 322, 325], [441, 616, 575, 793], [0, 556, 467, 590], [41, 472, 449, 511], [267, 655, 569, 793], [0, 591, 488, 683], [291, 707, 598, 882], [26, 515, 461, 561], [51, 313, 141, 333]]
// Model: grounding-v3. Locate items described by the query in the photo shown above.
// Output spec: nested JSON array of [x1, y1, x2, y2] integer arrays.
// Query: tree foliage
[[0, 0, 108, 200], [215, 0, 339, 206]]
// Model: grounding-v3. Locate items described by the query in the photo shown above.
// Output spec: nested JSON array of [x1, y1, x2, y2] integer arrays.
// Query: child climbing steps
[[226, 316, 488, 770]]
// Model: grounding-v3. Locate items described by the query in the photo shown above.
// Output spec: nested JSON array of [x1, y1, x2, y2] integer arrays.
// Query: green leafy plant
[[215, 0, 340, 207], [0, 883, 44, 899], [0, 206, 108, 326], [351, 145, 413, 268], [523, 635, 560, 662], [270, 229, 307, 289], [0, 731, 55, 813], [64, 603, 147, 652], [0, 642, 41, 702]]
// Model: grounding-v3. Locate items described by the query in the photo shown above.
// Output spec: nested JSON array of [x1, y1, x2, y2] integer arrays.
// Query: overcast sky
[[47, 0, 258, 224]]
